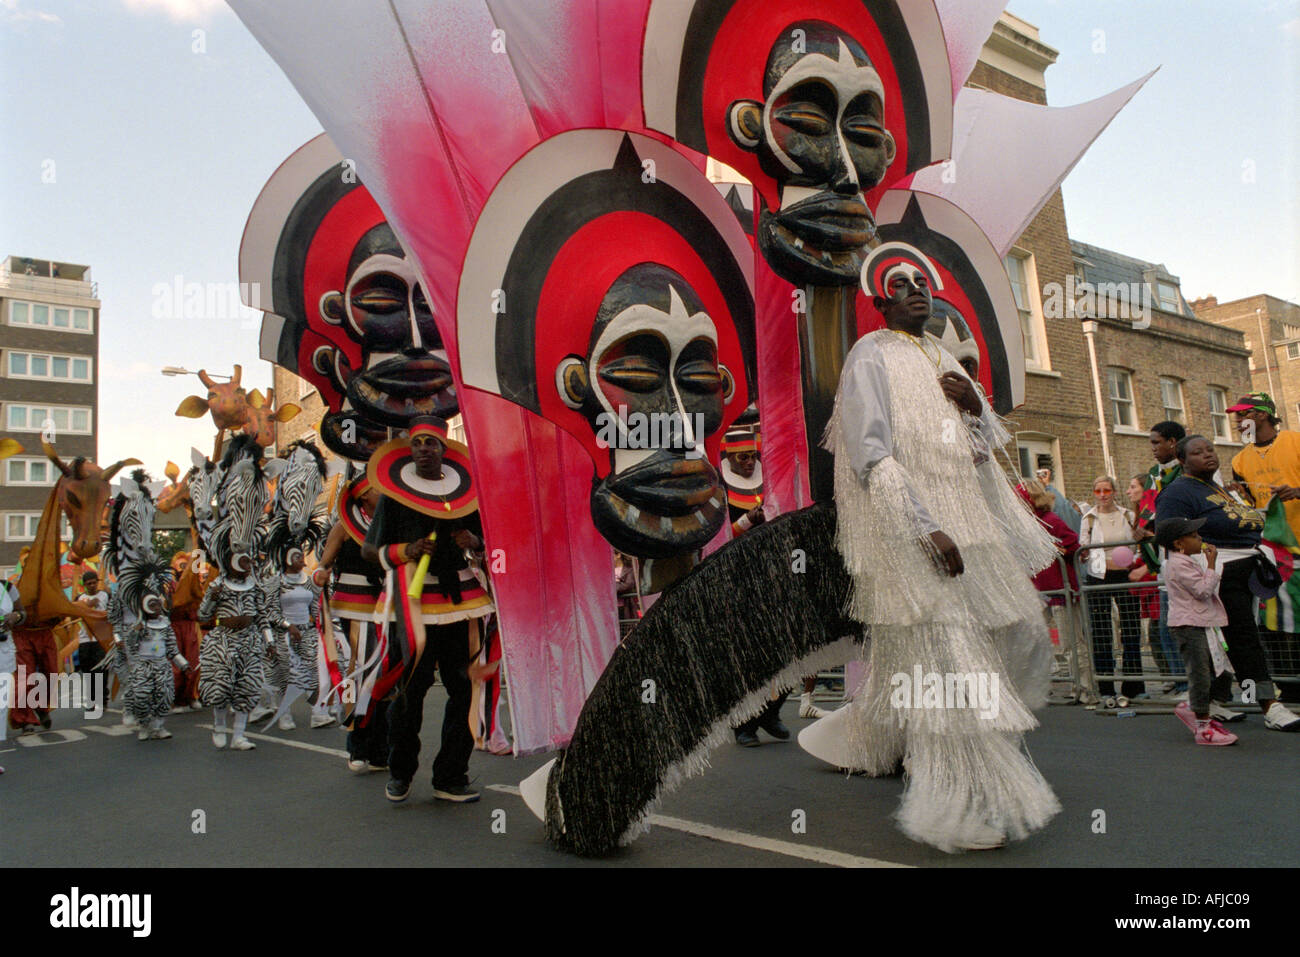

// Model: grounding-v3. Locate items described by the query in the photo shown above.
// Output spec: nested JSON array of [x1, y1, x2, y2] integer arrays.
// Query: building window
[[1159, 377, 1185, 423], [4, 403, 93, 434], [1015, 433, 1060, 486], [1155, 282, 1182, 315], [297, 376, 314, 400], [1208, 388, 1231, 441], [7, 300, 93, 334], [3, 513, 43, 542], [1005, 250, 1050, 371], [1107, 368, 1137, 429], [4, 458, 55, 486], [5, 351, 93, 383], [1288, 342, 1300, 361]]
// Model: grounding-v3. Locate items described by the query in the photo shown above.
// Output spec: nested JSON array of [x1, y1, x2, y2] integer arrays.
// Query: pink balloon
[[1110, 546, 1135, 568]]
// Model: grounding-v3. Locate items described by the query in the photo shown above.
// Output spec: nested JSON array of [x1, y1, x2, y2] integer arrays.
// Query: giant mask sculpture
[[457, 131, 755, 559], [241, 134, 455, 461], [642, 1, 951, 288]]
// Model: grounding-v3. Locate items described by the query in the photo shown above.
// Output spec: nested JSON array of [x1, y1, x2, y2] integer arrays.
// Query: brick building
[[970, 14, 1251, 505], [1193, 294, 1300, 429], [272, 364, 326, 454], [0, 255, 101, 578]]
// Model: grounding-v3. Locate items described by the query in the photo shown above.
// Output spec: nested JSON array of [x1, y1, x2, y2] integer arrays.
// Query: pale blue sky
[[1, 0, 1296, 474]]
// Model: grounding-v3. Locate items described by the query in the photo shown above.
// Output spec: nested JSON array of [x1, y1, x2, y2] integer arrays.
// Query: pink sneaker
[[1174, 701, 1198, 733], [1195, 720, 1239, 746]]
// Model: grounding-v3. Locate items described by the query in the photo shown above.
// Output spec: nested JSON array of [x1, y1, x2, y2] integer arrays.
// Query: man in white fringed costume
[[825, 249, 1061, 852]]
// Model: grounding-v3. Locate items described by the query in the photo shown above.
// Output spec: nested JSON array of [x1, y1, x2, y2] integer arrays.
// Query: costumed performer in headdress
[[361, 416, 494, 804], [824, 246, 1060, 852], [118, 554, 191, 740]]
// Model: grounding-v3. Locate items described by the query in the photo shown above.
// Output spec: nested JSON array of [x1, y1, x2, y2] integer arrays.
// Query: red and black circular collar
[[367, 436, 477, 520]]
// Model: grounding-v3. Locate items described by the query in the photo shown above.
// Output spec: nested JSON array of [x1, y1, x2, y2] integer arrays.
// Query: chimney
[[1190, 295, 1218, 313]]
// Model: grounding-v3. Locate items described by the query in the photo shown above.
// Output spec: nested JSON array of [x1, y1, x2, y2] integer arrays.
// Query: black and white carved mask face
[[321, 225, 457, 428], [556, 266, 734, 558], [729, 22, 896, 285]]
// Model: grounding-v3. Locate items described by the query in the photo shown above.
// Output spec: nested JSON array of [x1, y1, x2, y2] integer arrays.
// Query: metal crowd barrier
[[1051, 538, 1300, 713]]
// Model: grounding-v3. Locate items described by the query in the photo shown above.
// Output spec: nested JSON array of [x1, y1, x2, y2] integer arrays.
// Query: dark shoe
[[734, 730, 761, 747], [385, 778, 412, 803], [38, 712, 52, 730], [759, 717, 791, 741], [432, 784, 480, 803]]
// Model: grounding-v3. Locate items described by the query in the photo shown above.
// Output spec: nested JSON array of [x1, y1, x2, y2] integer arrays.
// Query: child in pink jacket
[[1156, 517, 1237, 746]]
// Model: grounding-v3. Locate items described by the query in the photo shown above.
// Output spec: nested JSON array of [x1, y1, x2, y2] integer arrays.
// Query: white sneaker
[[211, 731, 227, 749], [188, 701, 204, 711], [347, 757, 368, 774], [230, 736, 257, 751], [1208, 701, 1246, 723], [310, 712, 337, 729], [1264, 701, 1300, 732], [798, 695, 828, 720], [150, 728, 173, 740], [249, 705, 275, 723], [137, 729, 150, 741], [278, 714, 296, 731]]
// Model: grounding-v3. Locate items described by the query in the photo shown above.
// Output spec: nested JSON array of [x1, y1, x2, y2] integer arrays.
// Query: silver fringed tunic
[[827, 329, 1061, 852]]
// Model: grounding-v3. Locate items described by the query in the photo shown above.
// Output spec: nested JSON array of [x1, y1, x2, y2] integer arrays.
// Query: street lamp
[[161, 366, 231, 380]]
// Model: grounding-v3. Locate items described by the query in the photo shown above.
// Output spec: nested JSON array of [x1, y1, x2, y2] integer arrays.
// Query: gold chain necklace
[[891, 329, 941, 369]]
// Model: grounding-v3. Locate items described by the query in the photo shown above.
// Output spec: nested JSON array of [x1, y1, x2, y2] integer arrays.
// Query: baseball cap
[[1226, 392, 1276, 416], [1155, 516, 1207, 549]]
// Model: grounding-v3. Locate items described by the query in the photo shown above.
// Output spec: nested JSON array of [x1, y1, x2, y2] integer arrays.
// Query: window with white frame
[[6, 351, 92, 383], [1159, 377, 1186, 423], [1208, 388, 1231, 441], [1287, 342, 1300, 361], [1004, 250, 1049, 371], [1155, 282, 1182, 315], [4, 403, 92, 434], [4, 512, 43, 542], [1107, 368, 1137, 429], [4, 457, 56, 486], [8, 300, 93, 333], [297, 375, 314, 399]]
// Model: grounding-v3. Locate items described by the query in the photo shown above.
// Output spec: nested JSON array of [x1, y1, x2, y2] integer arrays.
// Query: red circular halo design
[[366, 437, 477, 520]]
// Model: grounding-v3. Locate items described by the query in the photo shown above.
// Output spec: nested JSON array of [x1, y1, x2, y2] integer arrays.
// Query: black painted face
[[557, 266, 732, 558], [731, 23, 897, 285]]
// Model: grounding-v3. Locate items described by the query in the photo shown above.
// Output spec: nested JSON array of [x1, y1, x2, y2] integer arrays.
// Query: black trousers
[[735, 693, 788, 735], [1210, 558, 1276, 703], [386, 619, 473, 788], [348, 698, 390, 765]]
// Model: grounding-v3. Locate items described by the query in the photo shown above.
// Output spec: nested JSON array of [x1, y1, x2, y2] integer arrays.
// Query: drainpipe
[[1082, 320, 1115, 478]]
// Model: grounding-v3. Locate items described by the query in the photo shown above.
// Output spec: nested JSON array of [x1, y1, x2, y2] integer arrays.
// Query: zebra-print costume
[[208, 436, 271, 575], [197, 575, 273, 713], [103, 474, 161, 700], [264, 572, 324, 700], [264, 441, 327, 569], [123, 617, 182, 722]]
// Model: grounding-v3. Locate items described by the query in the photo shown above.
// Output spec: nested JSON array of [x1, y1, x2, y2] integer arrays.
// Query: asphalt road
[[2, 692, 1296, 868]]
